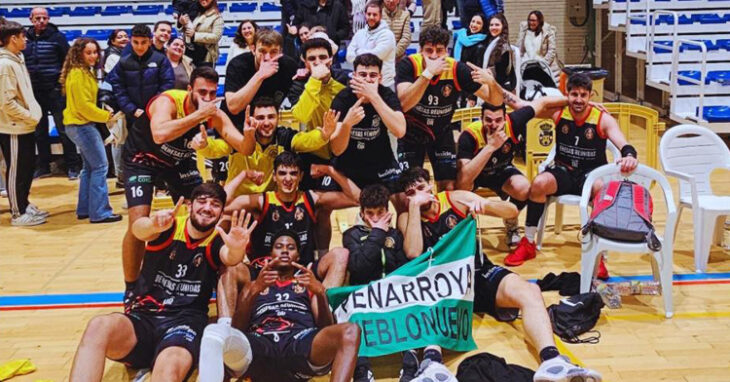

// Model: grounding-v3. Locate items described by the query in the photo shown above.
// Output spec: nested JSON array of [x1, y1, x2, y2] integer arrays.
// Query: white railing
[[670, 39, 708, 122]]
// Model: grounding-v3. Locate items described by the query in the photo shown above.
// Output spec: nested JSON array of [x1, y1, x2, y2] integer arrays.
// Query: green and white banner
[[327, 217, 477, 357]]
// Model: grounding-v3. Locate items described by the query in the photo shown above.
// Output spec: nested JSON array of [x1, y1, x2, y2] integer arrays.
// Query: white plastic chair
[[579, 163, 677, 318], [535, 141, 621, 249], [659, 124, 730, 273]]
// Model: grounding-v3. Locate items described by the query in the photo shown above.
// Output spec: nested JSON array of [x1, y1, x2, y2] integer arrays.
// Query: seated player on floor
[[397, 167, 603, 382], [198, 230, 361, 382], [69, 183, 256, 381]]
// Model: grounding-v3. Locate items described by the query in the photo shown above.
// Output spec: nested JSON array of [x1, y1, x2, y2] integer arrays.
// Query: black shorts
[[123, 157, 202, 208], [473, 258, 520, 322], [398, 130, 457, 182], [244, 328, 330, 382], [320, 165, 402, 194], [114, 310, 208, 370], [297, 153, 333, 191], [211, 157, 229, 183], [474, 166, 524, 200], [543, 162, 593, 197]]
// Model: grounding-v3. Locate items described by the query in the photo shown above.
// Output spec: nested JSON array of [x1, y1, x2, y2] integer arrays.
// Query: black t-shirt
[[457, 106, 535, 173], [221, 52, 297, 127], [330, 86, 402, 174], [396, 56, 482, 137]]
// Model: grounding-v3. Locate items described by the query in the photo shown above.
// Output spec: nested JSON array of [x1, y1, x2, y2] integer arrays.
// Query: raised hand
[[293, 262, 325, 295], [245, 170, 265, 185], [409, 191, 437, 207], [286, 23, 298, 36], [191, 125, 209, 150], [350, 77, 379, 102], [320, 109, 340, 141], [292, 67, 310, 80], [467, 62, 495, 86], [310, 164, 331, 179], [152, 197, 184, 233], [258, 54, 282, 79], [367, 211, 392, 232], [251, 258, 279, 294], [485, 127, 508, 151], [342, 97, 366, 128], [424, 56, 448, 76], [217, 210, 257, 254], [243, 105, 258, 137]]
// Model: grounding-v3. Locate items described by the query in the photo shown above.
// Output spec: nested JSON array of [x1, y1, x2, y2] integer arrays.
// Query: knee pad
[[223, 328, 253, 377]]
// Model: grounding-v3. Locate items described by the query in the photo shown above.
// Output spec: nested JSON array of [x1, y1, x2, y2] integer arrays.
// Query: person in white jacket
[[346, 1, 396, 89], [0, 19, 45, 226]]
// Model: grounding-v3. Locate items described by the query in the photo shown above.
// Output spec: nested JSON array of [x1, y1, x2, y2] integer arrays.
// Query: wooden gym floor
[[1, 124, 730, 381]]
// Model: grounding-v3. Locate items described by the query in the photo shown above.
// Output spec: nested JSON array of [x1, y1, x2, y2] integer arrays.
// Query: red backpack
[[581, 180, 662, 251]]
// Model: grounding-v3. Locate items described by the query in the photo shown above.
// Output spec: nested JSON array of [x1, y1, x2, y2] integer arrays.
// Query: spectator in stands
[[226, 20, 258, 68], [107, 24, 174, 134], [166, 37, 194, 90], [517, 10, 560, 78], [422, 0, 442, 27], [284, 21, 312, 62], [460, 0, 503, 22], [281, 0, 299, 34], [454, 13, 488, 67], [178, 0, 223, 66], [382, 0, 412, 62], [61, 38, 121, 224], [484, 13, 516, 92], [294, 0, 351, 45], [0, 18, 45, 226], [23, 7, 80, 180], [152, 21, 172, 54], [347, 1, 397, 89], [102, 30, 128, 76], [222, 29, 297, 127]]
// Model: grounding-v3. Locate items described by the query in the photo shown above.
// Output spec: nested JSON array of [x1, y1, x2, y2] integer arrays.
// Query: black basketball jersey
[[420, 191, 468, 250], [248, 279, 316, 337], [250, 191, 318, 266], [128, 216, 223, 315], [396, 54, 481, 138], [553, 106, 608, 173], [126, 89, 209, 168]]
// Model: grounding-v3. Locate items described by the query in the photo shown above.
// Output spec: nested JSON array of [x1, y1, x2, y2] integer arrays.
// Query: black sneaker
[[353, 364, 375, 382], [33, 168, 51, 179], [399, 350, 419, 382]]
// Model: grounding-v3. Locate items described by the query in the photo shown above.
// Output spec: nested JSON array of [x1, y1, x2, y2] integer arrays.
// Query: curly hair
[[233, 19, 258, 49], [59, 37, 102, 95], [418, 25, 450, 48]]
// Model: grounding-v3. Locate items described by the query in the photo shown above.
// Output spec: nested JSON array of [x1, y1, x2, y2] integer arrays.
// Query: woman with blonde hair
[[61, 37, 121, 223]]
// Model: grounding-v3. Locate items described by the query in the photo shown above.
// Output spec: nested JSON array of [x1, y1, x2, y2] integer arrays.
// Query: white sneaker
[[534, 356, 602, 382], [411, 359, 457, 382], [27, 203, 50, 218], [11, 212, 46, 226], [0, 189, 7, 197]]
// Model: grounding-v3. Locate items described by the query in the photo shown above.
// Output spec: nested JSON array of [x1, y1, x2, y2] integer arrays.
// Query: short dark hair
[[274, 151, 303, 172], [418, 25, 450, 48], [0, 18, 23, 47], [360, 184, 390, 210], [272, 229, 301, 252], [365, 0, 382, 13], [567, 73, 593, 92], [252, 96, 280, 113], [190, 182, 227, 206], [353, 53, 382, 72], [154, 20, 172, 32], [398, 167, 431, 191], [301, 37, 333, 58], [131, 24, 151, 38], [482, 102, 507, 116], [189, 66, 219, 86]]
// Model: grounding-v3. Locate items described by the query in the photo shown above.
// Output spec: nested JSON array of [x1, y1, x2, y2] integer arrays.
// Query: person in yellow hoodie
[[60, 37, 121, 224], [0, 19, 44, 226]]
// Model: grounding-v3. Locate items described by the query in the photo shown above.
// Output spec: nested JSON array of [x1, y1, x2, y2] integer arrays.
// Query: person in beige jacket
[[178, 0, 223, 66], [517, 11, 561, 78], [0, 19, 45, 226], [383, 0, 412, 61]]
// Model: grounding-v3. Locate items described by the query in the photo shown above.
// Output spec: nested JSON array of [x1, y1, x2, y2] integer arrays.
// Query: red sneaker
[[596, 257, 609, 280], [504, 237, 537, 266]]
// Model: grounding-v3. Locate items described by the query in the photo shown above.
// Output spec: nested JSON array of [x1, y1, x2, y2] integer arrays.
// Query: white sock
[[525, 226, 537, 243], [198, 323, 252, 381]]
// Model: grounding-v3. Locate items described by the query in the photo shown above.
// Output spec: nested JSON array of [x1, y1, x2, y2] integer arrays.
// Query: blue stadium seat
[[676, 70, 707, 85], [653, 41, 674, 53], [70, 6, 101, 16], [133, 5, 163, 15], [707, 70, 730, 85], [165, 5, 175, 15], [224, 26, 238, 37], [6, 8, 32, 18], [261, 2, 282, 12], [101, 6, 132, 16], [699, 106, 730, 122], [274, 25, 282, 33], [48, 7, 70, 17], [84, 29, 111, 41], [452, 20, 462, 29], [337, 49, 346, 63], [410, 22, 415, 33], [230, 3, 257, 13], [678, 15, 694, 24], [406, 48, 417, 55], [717, 39, 730, 50], [679, 40, 717, 52], [62, 29, 83, 41], [695, 14, 725, 24], [217, 54, 228, 66], [217, 84, 225, 97], [218, 4, 228, 12]]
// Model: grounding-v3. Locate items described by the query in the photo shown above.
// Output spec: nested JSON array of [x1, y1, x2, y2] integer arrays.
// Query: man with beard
[[505, 73, 638, 276], [70, 183, 257, 381], [121, 66, 248, 311], [198, 230, 361, 382], [396, 167, 604, 382], [225, 151, 358, 289], [346, 1, 396, 89]]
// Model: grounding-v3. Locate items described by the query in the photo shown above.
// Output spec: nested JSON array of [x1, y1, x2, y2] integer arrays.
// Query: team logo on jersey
[[502, 142, 512, 153], [372, 115, 381, 128], [357, 141, 365, 150], [584, 127, 595, 140], [539, 122, 553, 147], [385, 236, 396, 249], [272, 210, 280, 222], [293, 283, 306, 294], [193, 253, 203, 267], [294, 207, 305, 221], [442, 84, 453, 98], [446, 215, 458, 229], [560, 123, 570, 135]]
